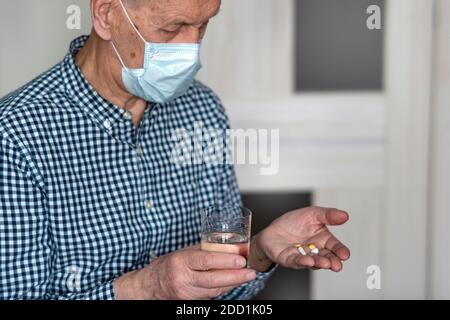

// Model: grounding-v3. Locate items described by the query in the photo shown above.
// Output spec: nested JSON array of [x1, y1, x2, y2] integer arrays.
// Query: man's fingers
[[293, 253, 331, 269], [193, 269, 257, 289], [297, 250, 343, 271], [280, 246, 341, 270], [186, 251, 247, 271], [193, 285, 241, 300], [324, 236, 351, 261], [319, 249, 343, 272], [280, 246, 326, 269], [278, 246, 307, 269], [217, 285, 240, 296], [295, 255, 315, 268], [316, 208, 349, 226], [311, 254, 331, 269]]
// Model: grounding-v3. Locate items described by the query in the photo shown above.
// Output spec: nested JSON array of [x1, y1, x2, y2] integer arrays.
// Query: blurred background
[[0, 0, 448, 299]]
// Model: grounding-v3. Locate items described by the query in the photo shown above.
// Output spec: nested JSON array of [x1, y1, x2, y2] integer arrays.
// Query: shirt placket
[[134, 106, 158, 261]]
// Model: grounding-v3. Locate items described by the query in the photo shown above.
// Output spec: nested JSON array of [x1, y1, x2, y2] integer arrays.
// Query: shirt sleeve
[[214, 268, 277, 300], [0, 132, 116, 300], [48, 281, 116, 300]]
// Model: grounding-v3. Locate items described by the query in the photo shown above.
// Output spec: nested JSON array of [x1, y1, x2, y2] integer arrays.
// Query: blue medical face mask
[[111, 0, 202, 104]]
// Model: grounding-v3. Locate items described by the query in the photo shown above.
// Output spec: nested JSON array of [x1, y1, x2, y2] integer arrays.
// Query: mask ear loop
[[117, 0, 147, 44], [111, 41, 128, 70], [111, 42, 128, 70]]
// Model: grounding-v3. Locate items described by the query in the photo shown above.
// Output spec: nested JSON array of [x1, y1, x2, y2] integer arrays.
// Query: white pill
[[297, 247, 307, 256]]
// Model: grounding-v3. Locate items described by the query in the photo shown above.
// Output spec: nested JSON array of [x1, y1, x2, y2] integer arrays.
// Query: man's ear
[[90, 0, 115, 41]]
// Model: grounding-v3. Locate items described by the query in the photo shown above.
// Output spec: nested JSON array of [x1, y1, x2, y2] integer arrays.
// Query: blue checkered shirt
[[0, 36, 272, 300]]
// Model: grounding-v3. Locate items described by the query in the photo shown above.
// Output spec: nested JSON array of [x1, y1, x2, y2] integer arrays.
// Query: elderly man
[[0, 0, 350, 300]]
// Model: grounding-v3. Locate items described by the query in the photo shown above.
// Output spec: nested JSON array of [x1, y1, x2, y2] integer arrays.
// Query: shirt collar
[[61, 35, 153, 133]]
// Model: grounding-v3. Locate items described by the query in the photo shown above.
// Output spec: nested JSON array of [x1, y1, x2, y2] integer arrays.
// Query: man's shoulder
[[0, 63, 66, 132], [184, 80, 223, 106]]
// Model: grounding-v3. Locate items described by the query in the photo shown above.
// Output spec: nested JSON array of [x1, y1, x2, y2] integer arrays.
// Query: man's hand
[[113, 245, 257, 300], [250, 207, 350, 273]]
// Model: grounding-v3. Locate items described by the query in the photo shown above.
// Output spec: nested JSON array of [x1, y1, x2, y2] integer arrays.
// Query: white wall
[[313, 0, 448, 300], [198, 0, 384, 193], [0, 0, 91, 96], [427, 0, 450, 300], [382, 0, 433, 299], [198, 0, 294, 100], [313, 188, 384, 299]]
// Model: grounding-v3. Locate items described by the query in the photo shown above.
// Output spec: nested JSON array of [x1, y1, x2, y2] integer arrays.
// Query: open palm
[[258, 207, 350, 272]]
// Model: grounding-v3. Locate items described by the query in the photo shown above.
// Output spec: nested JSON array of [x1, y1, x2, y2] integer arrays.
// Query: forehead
[[141, 0, 221, 25]]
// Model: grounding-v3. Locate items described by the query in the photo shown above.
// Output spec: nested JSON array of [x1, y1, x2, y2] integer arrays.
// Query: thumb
[[316, 208, 349, 226]]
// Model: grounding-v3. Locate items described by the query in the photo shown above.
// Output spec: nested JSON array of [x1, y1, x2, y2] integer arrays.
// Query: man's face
[[110, 0, 220, 69], [120, 0, 221, 43]]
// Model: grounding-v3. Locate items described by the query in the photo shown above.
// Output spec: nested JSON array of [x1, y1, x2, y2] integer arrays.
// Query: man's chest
[[40, 122, 216, 266]]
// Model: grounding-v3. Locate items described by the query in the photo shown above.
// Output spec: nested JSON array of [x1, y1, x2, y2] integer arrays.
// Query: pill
[[308, 244, 317, 250], [297, 246, 307, 256], [295, 243, 303, 248], [311, 248, 319, 255]]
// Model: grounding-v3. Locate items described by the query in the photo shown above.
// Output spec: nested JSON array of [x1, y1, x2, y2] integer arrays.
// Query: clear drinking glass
[[200, 206, 252, 260]]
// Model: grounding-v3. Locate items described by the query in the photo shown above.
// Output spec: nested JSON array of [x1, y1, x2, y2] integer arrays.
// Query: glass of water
[[201, 206, 252, 260]]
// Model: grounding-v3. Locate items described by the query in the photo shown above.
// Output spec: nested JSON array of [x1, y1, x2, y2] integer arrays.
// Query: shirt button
[[149, 251, 158, 261], [123, 111, 132, 120], [103, 119, 112, 130], [145, 200, 153, 209], [136, 145, 143, 157]]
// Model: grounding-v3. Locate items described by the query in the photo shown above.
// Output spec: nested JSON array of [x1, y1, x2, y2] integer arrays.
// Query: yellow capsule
[[295, 243, 303, 248], [308, 243, 317, 250]]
